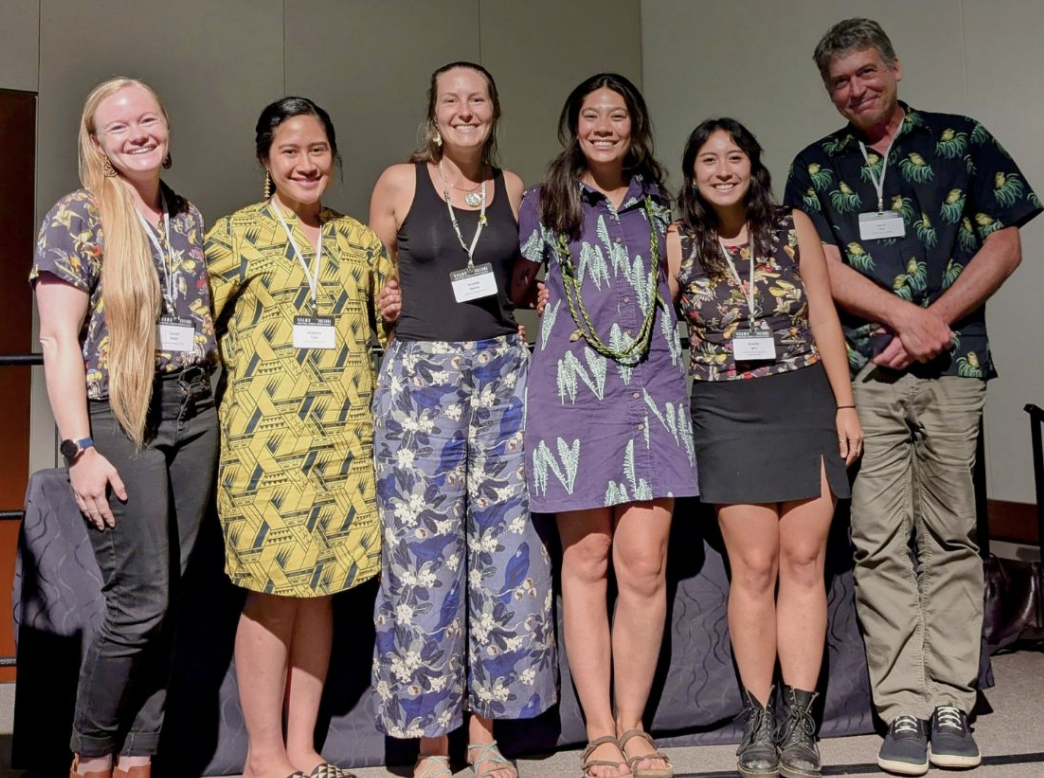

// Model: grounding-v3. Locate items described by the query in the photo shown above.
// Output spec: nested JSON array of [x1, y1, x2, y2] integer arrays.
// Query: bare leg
[[72, 755, 112, 775], [285, 596, 333, 774], [235, 592, 299, 778], [558, 509, 627, 778], [467, 714, 516, 778], [416, 734, 449, 778], [612, 499, 673, 773], [777, 468, 835, 690], [717, 502, 781, 704]]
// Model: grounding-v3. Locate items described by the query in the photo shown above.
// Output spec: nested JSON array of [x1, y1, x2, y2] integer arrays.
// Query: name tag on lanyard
[[733, 329, 777, 361], [450, 262, 498, 302], [859, 211, 906, 240], [293, 315, 336, 349], [157, 315, 195, 353]]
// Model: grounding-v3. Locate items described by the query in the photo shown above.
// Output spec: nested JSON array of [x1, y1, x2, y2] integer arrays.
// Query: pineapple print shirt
[[784, 103, 1041, 379], [30, 186, 219, 399]]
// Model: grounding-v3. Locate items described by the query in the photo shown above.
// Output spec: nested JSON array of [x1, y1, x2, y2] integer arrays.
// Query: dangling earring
[[102, 157, 118, 177], [434, 131, 442, 148], [162, 153, 172, 169], [263, 172, 273, 200]]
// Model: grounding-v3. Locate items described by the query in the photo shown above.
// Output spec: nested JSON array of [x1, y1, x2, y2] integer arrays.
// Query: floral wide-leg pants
[[372, 334, 557, 738]]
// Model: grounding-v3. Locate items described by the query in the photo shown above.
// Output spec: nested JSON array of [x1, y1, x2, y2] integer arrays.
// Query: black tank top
[[395, 162, 518, 342]]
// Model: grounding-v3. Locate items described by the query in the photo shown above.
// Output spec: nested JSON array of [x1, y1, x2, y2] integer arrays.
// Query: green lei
[[555, 196, 665, 363]]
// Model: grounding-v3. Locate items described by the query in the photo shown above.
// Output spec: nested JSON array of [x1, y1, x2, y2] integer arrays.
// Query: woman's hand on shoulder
[[69, 448, 127, 529]]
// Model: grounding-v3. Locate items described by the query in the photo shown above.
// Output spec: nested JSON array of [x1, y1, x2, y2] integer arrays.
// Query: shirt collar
[[579, 174, 664, 211], [828, 101, 931, 154]]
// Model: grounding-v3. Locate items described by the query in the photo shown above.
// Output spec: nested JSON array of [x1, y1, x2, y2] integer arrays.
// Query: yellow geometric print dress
[[204, 202, 390, 597]]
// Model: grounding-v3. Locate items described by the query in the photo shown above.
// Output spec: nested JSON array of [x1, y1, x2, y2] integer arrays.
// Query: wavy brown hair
[[410, 61, 501, 167], [676, 117, 776, 278], [79, 77, 168, 446], [539, 73, 666, 241]]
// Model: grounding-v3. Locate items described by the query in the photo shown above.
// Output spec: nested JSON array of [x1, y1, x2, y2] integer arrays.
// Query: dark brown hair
[[539, 73, 666, 240], [676, 117, 776, 277]]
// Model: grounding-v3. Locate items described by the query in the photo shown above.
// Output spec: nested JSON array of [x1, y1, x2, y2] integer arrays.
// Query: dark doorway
[[0, 87, 38, 682]]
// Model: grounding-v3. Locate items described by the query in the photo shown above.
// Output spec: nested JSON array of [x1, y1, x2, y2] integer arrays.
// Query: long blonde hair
[[78, 77, 167, 446]]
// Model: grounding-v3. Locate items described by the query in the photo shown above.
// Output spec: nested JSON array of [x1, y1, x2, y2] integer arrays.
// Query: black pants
[[71, 367, 218, 757]]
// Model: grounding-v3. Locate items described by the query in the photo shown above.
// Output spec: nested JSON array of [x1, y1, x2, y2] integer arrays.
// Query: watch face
[[60, 439, 79, 459]]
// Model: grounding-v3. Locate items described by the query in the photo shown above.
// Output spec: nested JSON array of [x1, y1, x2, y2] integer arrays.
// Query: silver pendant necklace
[[464, 190, 485, 208]]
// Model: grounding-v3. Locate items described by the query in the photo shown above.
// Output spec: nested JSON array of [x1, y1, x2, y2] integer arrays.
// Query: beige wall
[[642, 0, 1044, 504], [1, 0, 642, 474], [8, 0, 1040, 503]]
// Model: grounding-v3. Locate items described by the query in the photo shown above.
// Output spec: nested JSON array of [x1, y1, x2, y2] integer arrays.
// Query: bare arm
[[930, 226, 1021, 324], [503, 169, 525, 221], [369, 164, 414, 324], [794, 213, 862, 464], [35, 275, 126, 527], [822, 242, 952, 368], [665, 224, 682, 303]]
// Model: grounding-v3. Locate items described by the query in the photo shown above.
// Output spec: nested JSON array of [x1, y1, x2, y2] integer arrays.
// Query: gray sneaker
[[929, 706, 981, 768], [877, 716, 929, 776]]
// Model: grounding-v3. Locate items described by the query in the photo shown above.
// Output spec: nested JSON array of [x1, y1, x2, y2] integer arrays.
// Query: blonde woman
[[32, 78, 219, 778]]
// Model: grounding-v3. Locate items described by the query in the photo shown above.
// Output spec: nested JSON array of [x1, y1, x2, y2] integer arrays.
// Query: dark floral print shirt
[[784, 103, 1041, 379], [677, 208, 820, 381], [30, 185, 219, 400]]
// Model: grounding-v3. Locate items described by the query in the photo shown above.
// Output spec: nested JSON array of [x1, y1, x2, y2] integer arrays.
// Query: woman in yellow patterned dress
[[205, 97, 391, 778]]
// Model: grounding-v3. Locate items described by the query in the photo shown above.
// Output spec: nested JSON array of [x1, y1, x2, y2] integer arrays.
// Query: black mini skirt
[[689, 361, 851, 505]]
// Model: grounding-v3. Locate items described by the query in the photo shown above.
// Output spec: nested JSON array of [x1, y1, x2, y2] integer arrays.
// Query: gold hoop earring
[[102, 158, 118, 177], [263, 172, 272, 200], [162, 153, 172, 169]]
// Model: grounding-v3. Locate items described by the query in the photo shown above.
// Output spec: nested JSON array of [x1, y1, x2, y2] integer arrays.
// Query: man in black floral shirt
[[785, 17, 1041, 777]]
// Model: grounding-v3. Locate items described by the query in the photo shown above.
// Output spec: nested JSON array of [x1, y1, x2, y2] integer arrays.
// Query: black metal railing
[[1026, 403, 1044, 549]]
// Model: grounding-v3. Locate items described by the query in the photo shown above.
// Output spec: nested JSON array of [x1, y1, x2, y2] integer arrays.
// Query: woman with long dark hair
[[369, 62, 556, 778], [668, 118, 862, 778], [33, 77, 219, 778], [205, 96, 387, 778], [514, 73, 697, 778]]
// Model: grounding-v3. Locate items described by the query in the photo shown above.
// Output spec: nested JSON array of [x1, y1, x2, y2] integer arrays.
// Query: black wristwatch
[[60, 436, 94, 461]]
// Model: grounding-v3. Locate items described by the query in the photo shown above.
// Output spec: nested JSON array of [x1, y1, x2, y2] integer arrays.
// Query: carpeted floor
[[2, 651, 1041, 778]]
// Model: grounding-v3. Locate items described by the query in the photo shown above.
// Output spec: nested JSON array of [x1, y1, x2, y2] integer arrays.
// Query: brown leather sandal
[[581, 735, 629, 778], [619, 729, 673, 778]]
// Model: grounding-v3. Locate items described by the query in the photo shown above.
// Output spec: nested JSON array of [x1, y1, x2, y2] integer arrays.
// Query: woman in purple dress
[[513, 73, 697, 778]]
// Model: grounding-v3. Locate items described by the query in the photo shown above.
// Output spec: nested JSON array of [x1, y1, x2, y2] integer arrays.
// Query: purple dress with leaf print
[[518, 177, 698, 513]]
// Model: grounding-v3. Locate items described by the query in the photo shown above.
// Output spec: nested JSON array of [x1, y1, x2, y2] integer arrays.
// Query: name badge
[[293, 315, 335, 349], [157, 315, 195, 353], [733, 329, 777, 361], [450, 262, 498, 303], [858, 211, 906, 240]]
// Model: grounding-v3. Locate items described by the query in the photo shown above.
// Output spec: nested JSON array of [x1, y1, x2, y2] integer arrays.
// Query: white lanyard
[[718, 228, 758, 330], [438, 160, 487, 271], [272, 199, 323, 314], [135, 193, 176, 312], [857, 111, 904, 213]]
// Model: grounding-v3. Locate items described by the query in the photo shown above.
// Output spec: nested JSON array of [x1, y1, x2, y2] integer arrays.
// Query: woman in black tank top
[[367, 62, 557, 778]]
